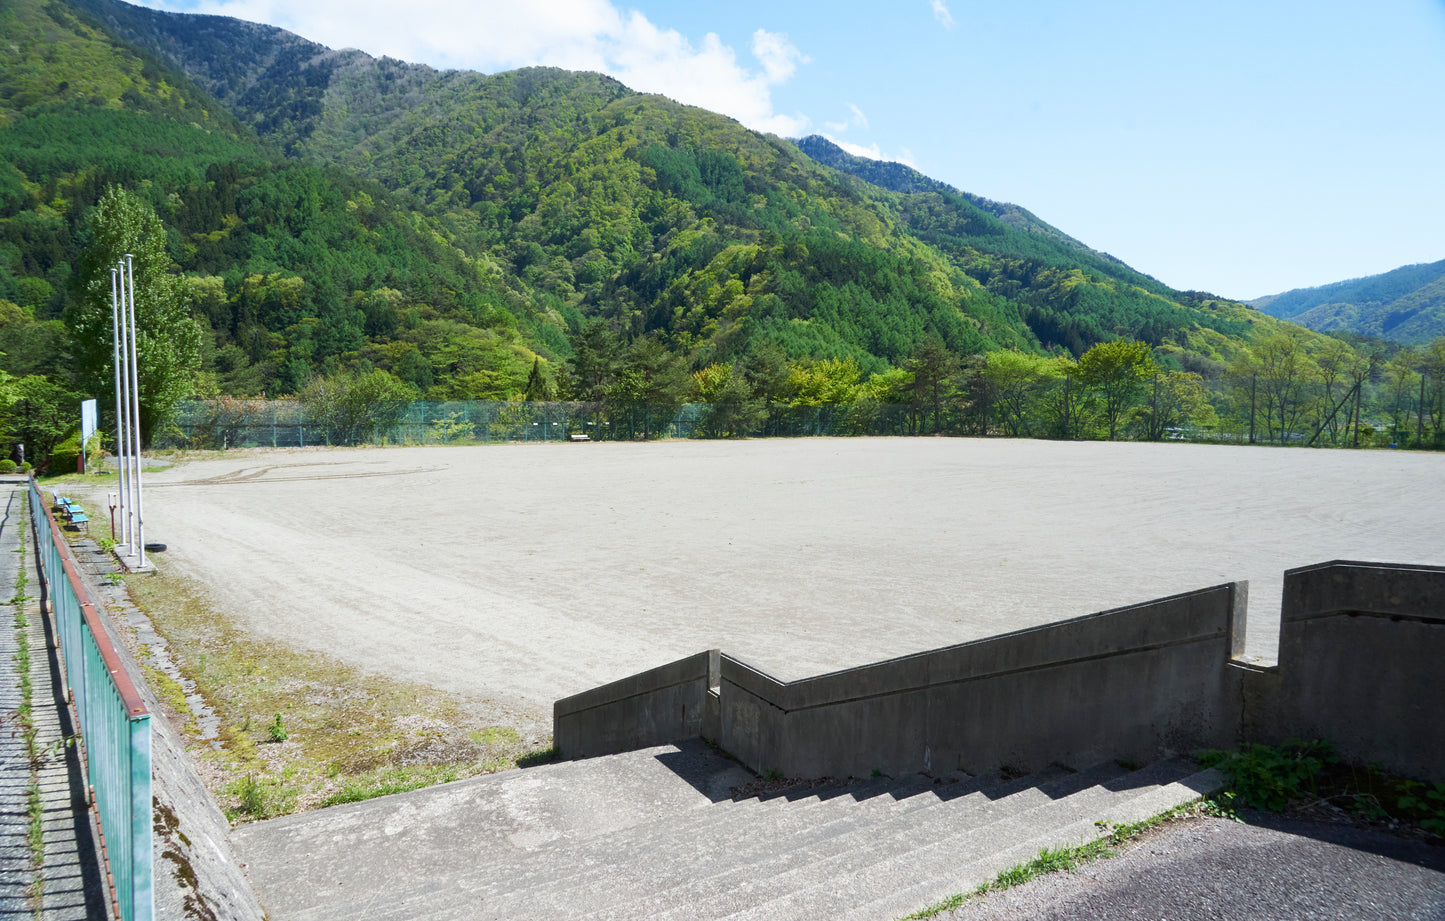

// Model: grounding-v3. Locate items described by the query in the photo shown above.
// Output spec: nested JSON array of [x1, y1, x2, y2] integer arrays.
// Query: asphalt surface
[[949, 814, 1445, 920]]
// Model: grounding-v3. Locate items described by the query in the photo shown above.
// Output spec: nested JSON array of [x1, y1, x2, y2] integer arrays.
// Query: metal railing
[[28, 477, 153, 921]]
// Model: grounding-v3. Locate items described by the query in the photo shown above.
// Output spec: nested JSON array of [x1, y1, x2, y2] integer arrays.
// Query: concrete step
[[843, 764, 1224, 921], [369, 770, 1007, 921], [759, 757, 1217, 921], [236, 745, 1218, 921], [614, 762, 1129, 921], [230, 739, 754, 920], [481, 773, 1001, 918]]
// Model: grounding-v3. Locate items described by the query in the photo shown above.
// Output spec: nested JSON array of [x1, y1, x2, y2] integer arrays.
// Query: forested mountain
[[10, 0, 1438, 459], [793, 135, 1095, 254], [56, 0, 1276, 369], [1251, 259, 1445, 345]]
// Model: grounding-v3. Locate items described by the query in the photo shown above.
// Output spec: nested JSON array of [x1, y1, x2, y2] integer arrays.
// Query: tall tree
[[1248, 333, 1315, 443], [1137, 370, 1211, 441], [907, 336, 960, 434], [1075, 339, 1156, 440], [69, 186, 203, 444]]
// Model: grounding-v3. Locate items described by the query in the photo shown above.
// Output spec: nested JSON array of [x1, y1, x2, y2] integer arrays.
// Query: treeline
[[551, 328, 1445, 447], [159, 329, 1444, 451]]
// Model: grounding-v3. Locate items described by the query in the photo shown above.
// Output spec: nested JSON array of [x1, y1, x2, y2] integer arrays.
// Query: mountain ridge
[[1250, 258, 1445, 344], [0, 0, 1357, 412]]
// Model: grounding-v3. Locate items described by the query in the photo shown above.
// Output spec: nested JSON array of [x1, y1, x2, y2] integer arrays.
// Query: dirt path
[[100, 438, 1445, 734]]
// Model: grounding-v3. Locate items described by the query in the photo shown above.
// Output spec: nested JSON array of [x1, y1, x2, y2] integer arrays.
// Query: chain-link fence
[[155, 376, 1445, 451], [156, 399, 933, 449]]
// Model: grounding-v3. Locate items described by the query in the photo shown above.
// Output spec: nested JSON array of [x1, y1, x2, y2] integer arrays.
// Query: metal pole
[[125, 255, 146, 569], [114, 263, 133, 550], [120, 258, 135, 552], [111, 268, 130, 548]]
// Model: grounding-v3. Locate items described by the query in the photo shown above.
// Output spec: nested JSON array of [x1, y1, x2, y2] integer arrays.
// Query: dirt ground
[[99, 438, 1445, 735]]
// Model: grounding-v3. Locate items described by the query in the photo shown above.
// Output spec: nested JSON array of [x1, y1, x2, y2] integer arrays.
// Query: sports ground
[[133, 438, 1445, 734]]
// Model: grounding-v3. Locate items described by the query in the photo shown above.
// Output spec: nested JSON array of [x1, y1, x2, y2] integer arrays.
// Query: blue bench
[[53, 495, 88, 528]]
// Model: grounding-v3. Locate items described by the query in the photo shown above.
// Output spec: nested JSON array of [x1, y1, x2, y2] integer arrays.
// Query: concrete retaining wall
[[554, 650, 719, 759], [720, 583, 1246, 778], [555, 561, 1445, 783], [1245, 561, 1445, 779]]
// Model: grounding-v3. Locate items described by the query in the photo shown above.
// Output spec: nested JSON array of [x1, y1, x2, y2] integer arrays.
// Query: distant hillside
[[792, 135, 1107, 262], [1251, 259, 1445, 345]]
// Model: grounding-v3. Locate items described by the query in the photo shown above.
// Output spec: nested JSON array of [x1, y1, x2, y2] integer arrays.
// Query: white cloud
[[826, 134, 913, 166], [930, 0, 954, 29], [825, 103, 869, 135], [140, 0, 809, 135], [824, 134, 917, 168], [751, 29, 808, 84]]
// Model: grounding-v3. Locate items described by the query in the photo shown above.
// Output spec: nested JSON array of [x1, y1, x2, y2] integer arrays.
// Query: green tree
[[523, 357, 555, 402], [69, 186, 203, 444], [1075, 339, 1156, 440], [1249, 333, 1316, 443], [1136, 370, 1212, 441], [1035, 356, 1089, 440], [1382, 349, 1420, 444], [1, 375, 77, 466], [788, 358, 861, 407], [564, 320, 622, 402], [980, 349, 1055, 437], [907, 336, 960, 434], [298, 368, 417, 445], [691, 362, 762, 437], [604, 337, 690, 437]]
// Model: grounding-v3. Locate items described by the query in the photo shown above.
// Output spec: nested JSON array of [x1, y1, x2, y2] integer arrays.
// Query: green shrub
[[1198, 739, 1333, 811], [45, 430, 83, 476], [0, 460, 15, 474]]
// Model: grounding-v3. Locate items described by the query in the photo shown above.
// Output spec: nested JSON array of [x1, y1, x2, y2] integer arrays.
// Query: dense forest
[[1251, 258, 1445, 345], [2, 0, 1443, 467]]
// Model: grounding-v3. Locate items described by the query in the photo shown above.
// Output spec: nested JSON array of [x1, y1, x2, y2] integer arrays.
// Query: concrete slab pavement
[[0, 484, 109, 920]]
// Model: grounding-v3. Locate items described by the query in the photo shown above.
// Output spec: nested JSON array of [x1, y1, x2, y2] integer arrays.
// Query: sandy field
[[111, 438, 1444, 732]]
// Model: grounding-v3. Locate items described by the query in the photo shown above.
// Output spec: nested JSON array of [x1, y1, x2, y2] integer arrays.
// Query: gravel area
[[948, 815, 1445, 920], [86, 438, 1445, 733]]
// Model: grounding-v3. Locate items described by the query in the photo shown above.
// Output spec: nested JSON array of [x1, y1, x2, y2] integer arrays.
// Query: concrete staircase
[[231, 740, 1222, 921]]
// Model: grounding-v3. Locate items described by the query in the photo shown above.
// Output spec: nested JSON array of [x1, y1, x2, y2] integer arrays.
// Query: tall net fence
[[156, 373, 1445, 451], [157, 399, 927, 449]]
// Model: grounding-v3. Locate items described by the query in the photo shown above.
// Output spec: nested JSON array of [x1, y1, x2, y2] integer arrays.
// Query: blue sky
[[135, 0, 1445, 301]]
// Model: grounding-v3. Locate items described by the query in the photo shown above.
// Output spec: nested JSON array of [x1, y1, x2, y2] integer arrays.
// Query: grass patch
[[468, 726, 519, 747], [117, 559, 552, 822], [899, 799, 1206, 920], [319, 764, 462, 807], [1200, 739, 1445, 835]]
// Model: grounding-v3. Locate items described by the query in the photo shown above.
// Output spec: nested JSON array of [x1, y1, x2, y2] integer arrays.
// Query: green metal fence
[[157, 399, 926, 449], [28, 478, 152, 921]]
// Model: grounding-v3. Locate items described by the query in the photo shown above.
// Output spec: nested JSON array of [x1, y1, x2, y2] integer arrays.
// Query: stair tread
[[717, 758, 1209, 921], [241, 755, 1215, 921]]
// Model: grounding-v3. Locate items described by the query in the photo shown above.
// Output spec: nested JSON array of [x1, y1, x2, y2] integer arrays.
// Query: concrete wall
[[1244, 561, 1445, 779], [719, 584, 1247, 778], [554, 650, 719, 759], [555, 561, 1445, 784]]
